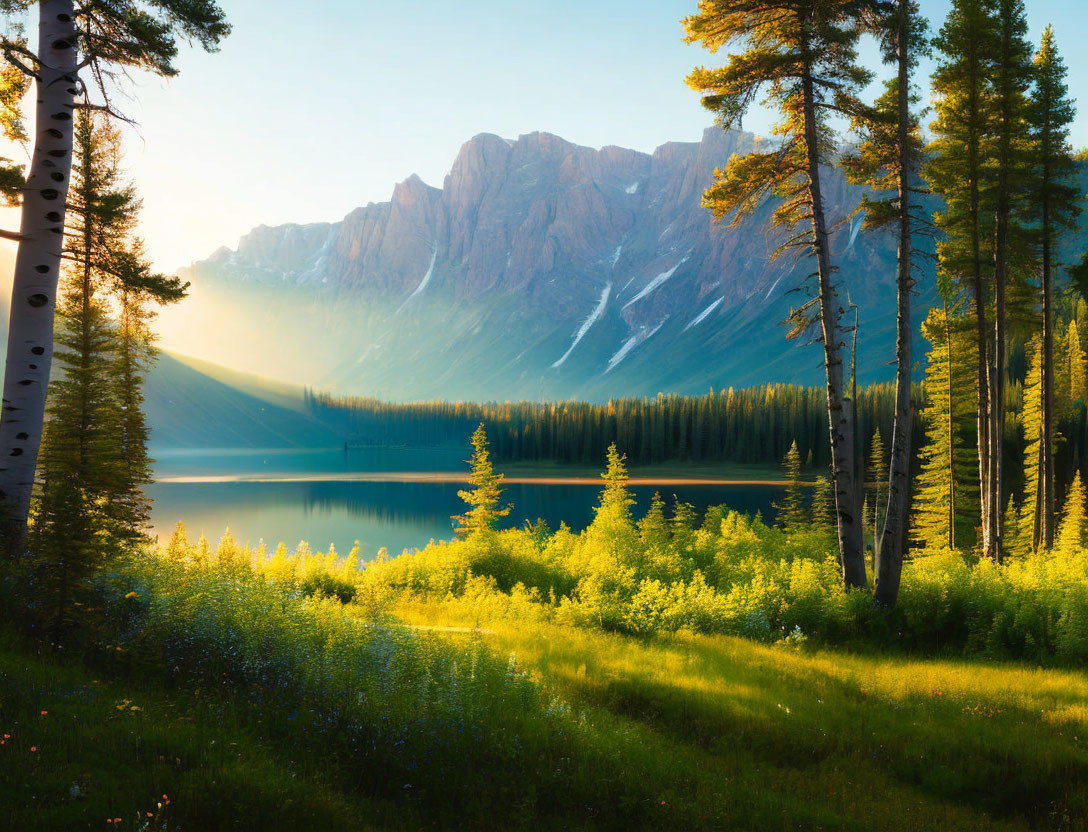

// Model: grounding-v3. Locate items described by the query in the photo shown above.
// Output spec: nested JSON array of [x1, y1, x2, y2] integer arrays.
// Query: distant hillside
[[145, 352, 340, 449]]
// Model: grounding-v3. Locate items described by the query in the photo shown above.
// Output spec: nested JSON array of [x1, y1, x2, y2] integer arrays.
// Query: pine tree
[[108, 250, 185, 545], [985, 0, 1035, 560], [1028, 25, 1080, 550], [1057, 472, 1087, 555], [1018, 334, 1052, 552], [776, 440, 806, 530], [452, 424, 510, 538], [1003, 494, 1025, 556], [1061, 315, 1088, 415], [0, 0, 229, 557], [866, 428, 888, 557], [845, 0, 928, 605], [912, 305, 979, 549], [30, 112, 183, 639], [927, 0, 998, 559], [29, 114, 133, 642], [638, 492, 669, 548], [684, 0, 873, 588], [597, 443, 635, 519], [811, 472, 836, 534], [165, 521, 188, 561]]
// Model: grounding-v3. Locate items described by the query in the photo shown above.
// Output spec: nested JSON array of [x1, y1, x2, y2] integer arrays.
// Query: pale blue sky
[[38, 0, 1088, 271]]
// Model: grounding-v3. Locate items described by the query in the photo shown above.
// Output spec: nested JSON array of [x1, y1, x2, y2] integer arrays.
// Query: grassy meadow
[[5, 469, 1088, 830]]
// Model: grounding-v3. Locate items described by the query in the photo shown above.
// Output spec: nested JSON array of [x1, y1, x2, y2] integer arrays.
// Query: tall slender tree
[[985, 0, 1034, 560], [684, 0, 873, 588], [0, 0, 228, 557], [1027, 25, 1080, 550], [926, 0, 998, 559], [843, 0, 927, 603], [30, 111, 183, 640]]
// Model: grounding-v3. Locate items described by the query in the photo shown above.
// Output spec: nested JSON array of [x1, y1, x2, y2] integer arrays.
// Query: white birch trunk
[[0, 0, 78, 553]]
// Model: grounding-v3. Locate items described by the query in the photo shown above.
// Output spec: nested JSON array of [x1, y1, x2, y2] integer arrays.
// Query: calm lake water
[[148, 448, 785, 559]]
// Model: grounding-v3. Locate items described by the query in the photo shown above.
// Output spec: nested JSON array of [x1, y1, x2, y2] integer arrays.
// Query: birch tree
[[0, 0, 228, 556], [684, 0, 872, 588]]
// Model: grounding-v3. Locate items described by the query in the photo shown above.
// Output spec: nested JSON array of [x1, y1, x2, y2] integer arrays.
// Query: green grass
[[0, 635, 402, 831], [396, 599, 1088, 830], [6, 587, 1088, 830]]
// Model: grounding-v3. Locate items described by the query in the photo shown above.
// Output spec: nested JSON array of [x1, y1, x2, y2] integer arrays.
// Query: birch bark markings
[[0, 0, 78, 551]]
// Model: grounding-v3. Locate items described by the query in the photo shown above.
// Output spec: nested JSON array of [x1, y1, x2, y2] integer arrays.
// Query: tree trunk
[[992, 211, 1007, 562], [1041, 166, 1055, 549], [968, 111, 993, 560], [875, 0, 914, 606], [0, 0, 78, 557], [946, 302, 956, 548], [800, 48, 866, 589]]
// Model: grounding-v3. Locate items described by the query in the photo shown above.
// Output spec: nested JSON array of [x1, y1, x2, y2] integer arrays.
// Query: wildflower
[[29, 746, 37, 752], [39, 710, 47, 716]]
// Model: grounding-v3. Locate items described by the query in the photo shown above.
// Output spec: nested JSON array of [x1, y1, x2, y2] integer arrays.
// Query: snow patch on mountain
[[606, 320, 665, 373], [622, 257, 688, 310], [625, 182, 640, 194], [553, 283, 612, 369], [408, 249, 438, 299], [684, 297, 724, 331]]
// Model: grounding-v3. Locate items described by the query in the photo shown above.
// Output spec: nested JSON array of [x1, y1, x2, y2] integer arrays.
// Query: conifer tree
[[165, 521, 188, 561], [912, 305, 979, 549], [776, 440, 806, 530], [1027, 25, 1079, 548], [865, 428, 888, 557], [598, 443, 635, 519], [1057, 472, 1087, 555], [811, 472, 836, 534], [0, 0, 229, 556], [1003, 495, 1025, 556], [1056, 321, 1087, 416], [109, 251, 184, 544], [985, 0, 1034, 560], [30, 112, 182, 637], [927, 0, 998, 559], [638, 492, 669, 548], [1019, 334, 1050, 551], [452, 424, 510, 538], [1029, 26, 1080, 548], [845, 0, 927, 604], [684, 0, 873, 588]]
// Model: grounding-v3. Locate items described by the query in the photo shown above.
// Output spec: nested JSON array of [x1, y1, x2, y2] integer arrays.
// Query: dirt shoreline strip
[[154, 471, 806, 486]]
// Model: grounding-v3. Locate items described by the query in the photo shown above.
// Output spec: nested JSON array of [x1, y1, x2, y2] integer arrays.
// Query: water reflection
[[148, 475, 784, 561]]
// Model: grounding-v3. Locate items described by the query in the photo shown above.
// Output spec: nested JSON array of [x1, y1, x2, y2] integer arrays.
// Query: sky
[[4, 0, 1088, 272]]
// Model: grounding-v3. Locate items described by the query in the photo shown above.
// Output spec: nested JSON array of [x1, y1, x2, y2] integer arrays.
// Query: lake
[[148, 448, 786, 559]]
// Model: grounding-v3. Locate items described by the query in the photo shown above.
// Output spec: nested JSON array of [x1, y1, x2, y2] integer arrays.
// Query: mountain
[[124, 127, 1088, 401], [145, 352, 339, 448]]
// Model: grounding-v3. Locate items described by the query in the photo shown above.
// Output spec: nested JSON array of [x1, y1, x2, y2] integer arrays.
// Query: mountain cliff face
[[180, 127, 930, 400]]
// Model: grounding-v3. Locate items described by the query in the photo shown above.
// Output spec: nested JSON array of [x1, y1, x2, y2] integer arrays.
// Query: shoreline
[[153, 471, 809, 486]]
